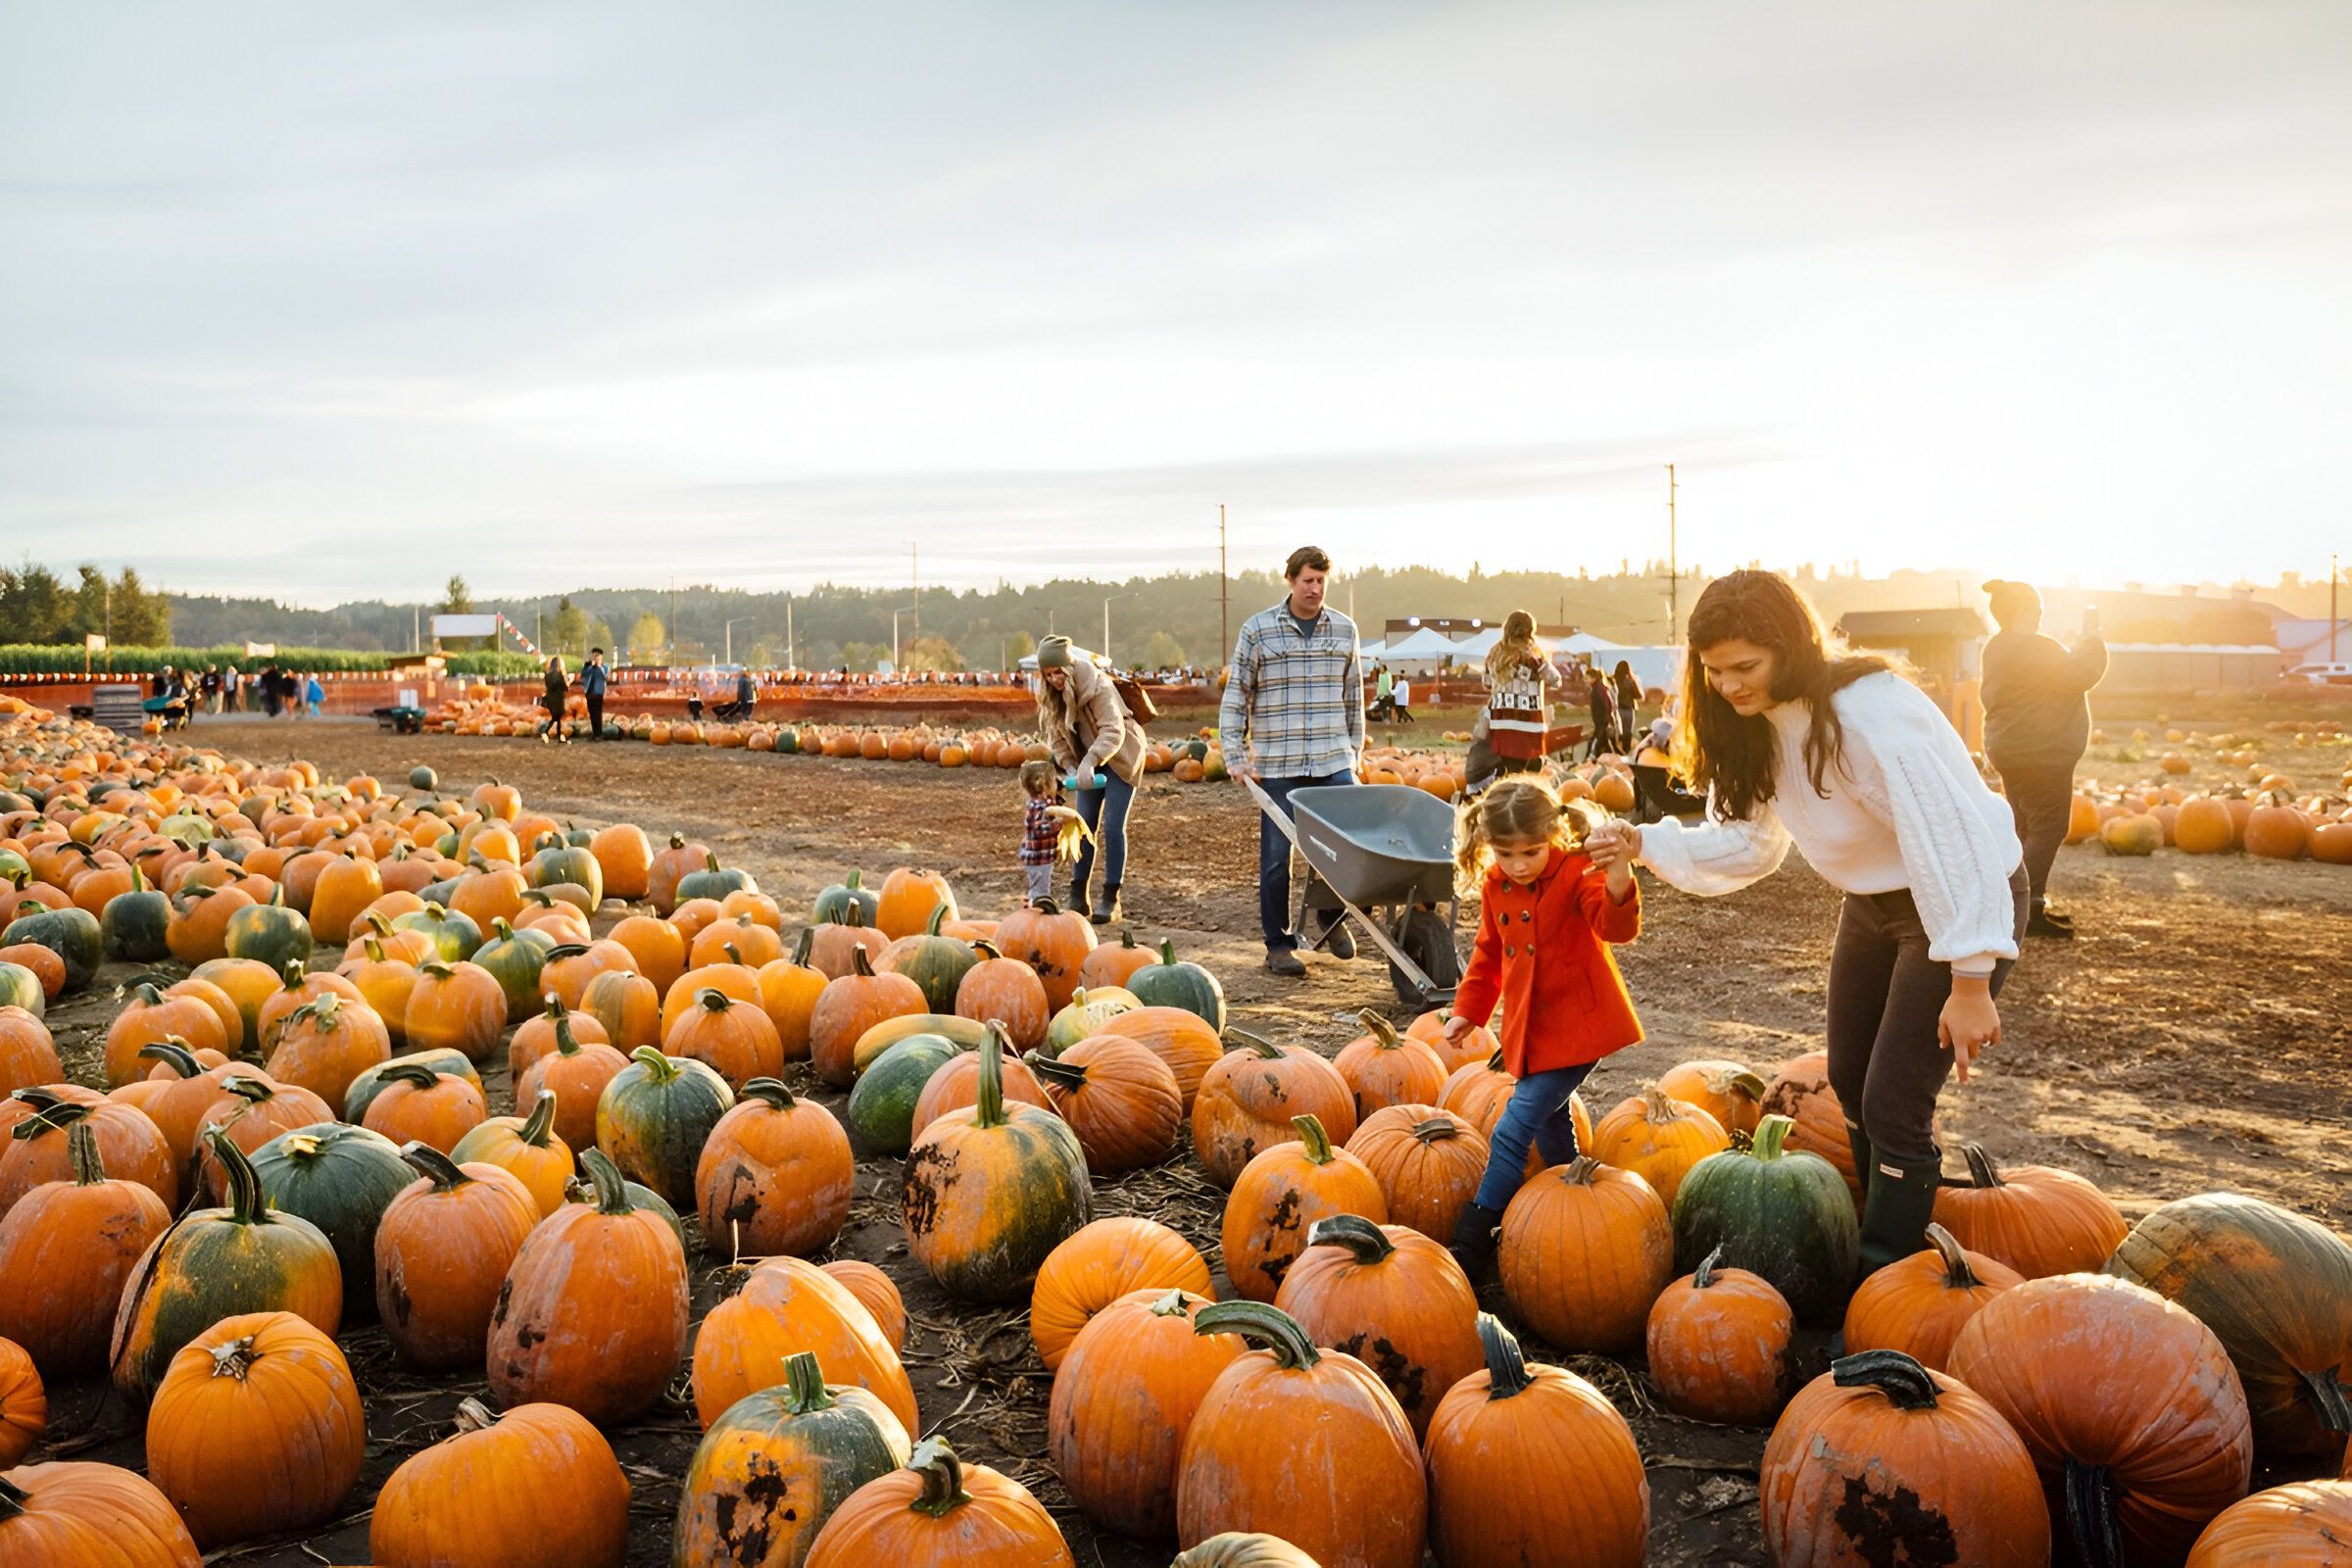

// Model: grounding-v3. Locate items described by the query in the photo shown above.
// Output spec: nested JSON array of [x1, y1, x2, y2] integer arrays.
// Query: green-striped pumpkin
[[594, 1046, 735, 1207], [844, 1033, 964, 1154], [1125, 938, 1227, 1032], [1670, 1113, 1860, 1325], [248, 1122, 415, 1320]]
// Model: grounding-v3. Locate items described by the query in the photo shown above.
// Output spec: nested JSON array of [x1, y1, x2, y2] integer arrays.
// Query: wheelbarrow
[[1244, 778, 1463, 1006]]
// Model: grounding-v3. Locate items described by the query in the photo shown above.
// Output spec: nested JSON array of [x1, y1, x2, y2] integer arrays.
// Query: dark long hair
[[1673, 570, 1893, 821]]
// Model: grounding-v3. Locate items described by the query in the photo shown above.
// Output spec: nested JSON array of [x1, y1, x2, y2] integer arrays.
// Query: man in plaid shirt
[[1220, 545, 1365, 976]]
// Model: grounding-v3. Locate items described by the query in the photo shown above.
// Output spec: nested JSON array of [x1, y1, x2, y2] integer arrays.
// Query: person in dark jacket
[[1981, 580, 2106, 939], [1611, 660, 1642, 753], [538, 657, 571, 745], [580, 649, 609, 739]]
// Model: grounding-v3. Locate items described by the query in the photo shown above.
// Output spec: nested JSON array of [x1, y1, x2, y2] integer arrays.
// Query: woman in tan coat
[[1034, 635, 1146, 923]]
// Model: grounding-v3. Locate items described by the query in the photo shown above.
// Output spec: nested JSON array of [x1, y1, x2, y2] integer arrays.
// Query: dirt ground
[[33, 713, 2352, 1565]]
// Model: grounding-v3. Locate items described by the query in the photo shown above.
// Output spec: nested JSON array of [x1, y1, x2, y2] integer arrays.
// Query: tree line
[[0, 564, 172, 647]]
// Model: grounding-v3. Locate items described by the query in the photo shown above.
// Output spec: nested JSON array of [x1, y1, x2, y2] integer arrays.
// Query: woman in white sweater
[[1588, 570, 2027, 1271]]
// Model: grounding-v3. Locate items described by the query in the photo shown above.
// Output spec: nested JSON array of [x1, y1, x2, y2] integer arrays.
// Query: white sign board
[[244, 642, 276, 658], [91, 684, 145, 735], [84, 633, 107, 652], [430, 614, 498, 639]]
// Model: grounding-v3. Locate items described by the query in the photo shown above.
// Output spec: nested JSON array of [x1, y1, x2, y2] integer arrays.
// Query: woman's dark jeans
[[1070, 770, 1136, 897]]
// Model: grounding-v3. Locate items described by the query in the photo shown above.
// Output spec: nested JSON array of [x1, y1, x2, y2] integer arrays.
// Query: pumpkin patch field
[[2, 709, 2347, 1567]]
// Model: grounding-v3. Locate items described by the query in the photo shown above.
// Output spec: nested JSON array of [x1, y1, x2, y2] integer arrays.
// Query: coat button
[[1503, 945, 1515, 956], [1520, 910, 1532, 921]]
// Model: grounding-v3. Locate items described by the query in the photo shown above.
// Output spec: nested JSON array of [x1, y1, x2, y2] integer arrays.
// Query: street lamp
[[722, 617, 746, 666], [1102, 593, 1136, 663], [891, 607, 918, 673]]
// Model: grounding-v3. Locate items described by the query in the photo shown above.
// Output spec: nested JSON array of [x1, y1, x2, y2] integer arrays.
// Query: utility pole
[[911, 544, 919, 634], [2331, 554, 2339, 662], [1664, 464, 1680, 642], [786, 598, 795, 671], [1218, 503, 1230, 675], [412, 604, 419, 654]]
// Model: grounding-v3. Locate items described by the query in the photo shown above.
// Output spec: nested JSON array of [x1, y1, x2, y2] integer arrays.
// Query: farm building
[[2099, 643, 2285, 693], [1835, 607, 1989, 694]]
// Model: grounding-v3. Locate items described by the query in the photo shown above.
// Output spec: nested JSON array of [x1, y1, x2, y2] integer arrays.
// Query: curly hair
[[1454, 774, 1599, 894]]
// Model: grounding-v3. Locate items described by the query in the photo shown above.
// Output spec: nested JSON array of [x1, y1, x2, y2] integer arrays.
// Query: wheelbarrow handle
[[1240, 776, 1303, 849]]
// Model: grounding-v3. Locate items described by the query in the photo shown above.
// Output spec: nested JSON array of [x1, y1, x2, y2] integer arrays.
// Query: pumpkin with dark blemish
[[991, 897, 1096, 1011], [691, 1255, 919, 1432], [694, 1077, 854, 1262], [369, 1397, 629, 1568], [1760, 1348, 2048, 1568], [676, 1349, 912, 1568], [373, 1143, 538, 1371], [1220, 1114, 1387, 1303], [1050, 1288, 1243, 1540], [1190, 1031, 1355, 1189], [1272, 1213, 1479, 1441]]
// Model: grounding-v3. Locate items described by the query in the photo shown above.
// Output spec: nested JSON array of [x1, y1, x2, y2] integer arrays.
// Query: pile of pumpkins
[[0, 701, 2347, 1565], [2068, 779, 2352, 863]]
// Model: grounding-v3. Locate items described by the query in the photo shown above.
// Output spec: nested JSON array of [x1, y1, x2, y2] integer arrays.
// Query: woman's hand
[[1938, 976, 2001, 1085], [1586, 821, 1642, 869]]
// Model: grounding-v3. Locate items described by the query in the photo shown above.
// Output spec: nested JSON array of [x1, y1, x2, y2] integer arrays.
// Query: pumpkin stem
[[1192, 1299, 1322, 1370], [696, 986, 733, 1013], [904, 1436, 973, 1518], [792, 925, 814, 967], [207, 1127, 272, 1226], [1157, 937, 1179, 965], [2063, 1458, 2125, 1568], [1922, 1223, 1984, 1288], [206, 1333, 260, 1382], [1222, 1029, 1283, 1060], [1410, 1116, 1462, 1146], [850, 946, 875, 978], [132, 979, 165, 1006], [628, 1045, 682, 1083], [972, 1028, 1010, 1129], [1832, 1348, 1941, 1410], [0, 1474, 26, 1519], [1291, 1113, 1335, 1165], [722, 942, 744, 967], [1304, 1213, 1395, 1263], [1728, 1069, 1769, 1102], [138, 1038, 205, 1080], [1023, 1050, 1088, 1093], [551, 1009, 582, 1057], [1146, 1288, 1193, 1319], [400, 1140, 471, 1191], [1485, 1048, 1505, 1072], [578, 1148, 634, 1215], [1559, 1155, 1606, 1187], [376, 1061, 444, 1091], [1748, 1114, 1796, 1161], [969, 939, 1002, 960], [1356, 1008, 1400, 1048], [779, 1349, 838, 1414], [539, 992, 566, 1022], [67, 1119, 108, 1185], [452, 1396, 500, 1435], [2299, 1368, 2352, 1434], [1476, 1312, 1534, 1399], [363, 937, 387, 963], [12, 1098, 89, 1141], [1958, 1142, 2006, 1189], [1691, 1244, 1725, 1289], [742, 1076, 798, 1110], [517, 1089, 559, 1148]]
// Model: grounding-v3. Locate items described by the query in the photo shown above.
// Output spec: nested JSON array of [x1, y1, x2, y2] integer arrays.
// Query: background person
[[1219, 544, 1364, 977], [1033, 634, 1145, 924], [1981, 579, 2108, 939], [1612, 659, 1642, 753], [581, 648, 609, 739], [537, 657, 569, 744], [1483, 610, 1554, 776]]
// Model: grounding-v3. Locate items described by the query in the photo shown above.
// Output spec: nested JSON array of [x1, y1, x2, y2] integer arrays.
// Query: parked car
[[2286, 661, 2352, 685]]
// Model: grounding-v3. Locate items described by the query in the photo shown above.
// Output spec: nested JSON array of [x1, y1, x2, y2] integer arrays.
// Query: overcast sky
[[3, 0, 2346, 605]]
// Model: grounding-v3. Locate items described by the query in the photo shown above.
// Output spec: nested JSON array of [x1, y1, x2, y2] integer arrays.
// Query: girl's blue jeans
[[1473, 1061, 1594, 1211]]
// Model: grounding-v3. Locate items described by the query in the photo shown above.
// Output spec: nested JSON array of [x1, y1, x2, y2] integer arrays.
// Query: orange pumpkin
[[1097, 1005, 1226, 1112], [1344, 1102, 1490, 1242], [820, 1259, 907, 1351], [664, 986, 786, 1091], [810, 951, 926, 1089], [1029, 1217, 1211, 1372], [954, 940, 1052, 1049], [373, 1145, 540, 1369], [1842, 1222, 2022, 1372], [993, 897, 1097, 1010], [0, 1459, 201, 1565], [1272, 1214, 1480, 1439], [1929, 1142, 2127, 1278], [370, 1397, 631, 1568], [1049, 1288, 1242, 1540], [1653, 1058, 1768, 1137], [513, 1013, 630, 1156], [875, 867, 958, 940], [907, 1046, 1051, 1141], [1331, 1010, 1447, 1123], [263, 992, 390, 1111], [690, 1254, 918, 1432], [1026, 1034, 1182, 1173], [1191, 1032, 1357, 1188], [608, 913, 687, 993], [0, 1335, 43, 1469], [448, 1091, 574, 1217], [1221, 1113, 1388, 1301], [694, 1077, 855, 1261], [1, 1095, 176, 1216], [1589, 1086, 1730, 1207], [579, 966, 662, 1052], [1498, 1155, 1672, 1352], [806, 1439, 1075, 1568], [1645, 1244, 1795, 1425], [359, 1061, 487, 1154], [0, 1123, 173, 1376]]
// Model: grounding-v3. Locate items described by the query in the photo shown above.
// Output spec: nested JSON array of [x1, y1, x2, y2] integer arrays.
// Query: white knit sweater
[[1638, 672, 2023, 974]]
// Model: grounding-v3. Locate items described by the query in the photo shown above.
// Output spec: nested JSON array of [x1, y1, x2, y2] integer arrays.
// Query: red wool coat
[[1450, 849, 1643, 1076]]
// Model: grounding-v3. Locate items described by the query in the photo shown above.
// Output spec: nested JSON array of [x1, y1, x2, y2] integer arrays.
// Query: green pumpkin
[[221, 894, 315, 971], [1, 905, 103, 991], [562, 1158, 689, 1249], [1124, 938, 1227, 1032], [0, 850, 26, 885], [595, 1045, 735, 1207], [1044, 986, 1142, 1054], [100, 867, 173, 962], [472, 919, 550, 1022], [1670, 1113, 1860, 1325], [902, 1032, 1091, 1301], [409, 765, 438, 791], [390, 902, 483, 962], [249, 1122, 414, 1321], [882, 906, 979, 1012], [109, 1129, 343, 1403], [772, 728, 800, 756], [0, 961, 45, 1018], [676, 1350, 914, 1556], [528, 844, 605, 905], [845, 1033, 964, 1154], [675, 853, 755, 906], [344, 1049, 483, 1124], [811, 869, 878, 926]]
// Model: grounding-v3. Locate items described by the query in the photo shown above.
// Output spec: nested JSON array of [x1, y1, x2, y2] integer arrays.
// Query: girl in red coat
[[1443, 776, 1642, 1280]]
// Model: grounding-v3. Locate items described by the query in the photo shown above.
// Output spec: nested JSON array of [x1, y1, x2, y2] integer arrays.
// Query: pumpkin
[[690, 913, 785, 971], [144, 1310, 365, 1548], [372, 1143, 538, 1370], [903, 1029, 1092, 1301], [370, 1397, 631, 1568], [587, 821, 653, 905], [104, 982, 227, 1088], [1843, 1221, 2022, 1372], [756, 934, 829, 1060], [343, 1048, 480, 1125], [450, 1091, 573, 1216], [580, 966, 662, 1052], [0, 965, 41, 1023], [1050, 1288, 1244, 1539], [848, 1032, 973, 1155], [166, 884, 253, 965], [1499, 1154, 1673, 1352], [1123, 936, 1227, 1031], [1759, 1348, 2049, 1568], [333, 938, 419, 1046], [1424, 1313, 1649, 1567], [1099, 1005, 1230, 1113], [188, 1072, 341, 1201], [954, 940, 1052, 1050], [1175, 1300, 1425, 1568], [1025, 1034, 1181, 1172], [0, 1462, 201, 1566], [1029, 1216, 1211, 1372], [609, 912, 687, 993], [2174, 797, 2235, 855], [404, 959, 507, 1062], [811, 949, 928, 1088], [1439, 1049, 1594, 1175], [694, 1076, 855, 1261], [0, 1337, 42, 1469], [1930, 1141, 2129, 1279], [596, 1045, 736, 1207], [0, 1124, 172, 1375], [2186, 1480, 2352, 1565], [1077, 926, 1158, 992], [1, 1094, 176, 1216], [820, 1259, 906, 1352], [1644, 1244, 1794, 1425], [690, 1255, 919, 1433], [1946, 1272, 2255, 1565], [2105, 1191, 2352, 1457], [487, 1148, 690, 1424], [110, 1129, 343, 1404], [1670, 1113, 1861, 1326], [1756, 1051, 1862, 1205], [805, 1437, 1074, 1568], [663, 985, 785, 1091], [1653, 1058, 1767, 1138], [1331, 1009, 1446, 1123], [468, 920, 553, 1022], [878, 905, 981, 1012], [2245, 803, 2310, 859], [191, 956, 279, 1047], [1592, 1088, 1733, 1208], [0, 905, 102, 991], [220, 897, 314, 974], [0, 1007, 58, 1095], [528, 843, 604, 905], [1344, 1102, 1490, 1243], [1221, 1113, 1389, 1301], [262, 991, 390, 1111], [360, 1060, 487, 1153], [994, 896, 1097, 1010], [306, 853, 382, 946], [677, 1349, 914, 1568], [247, 1122, 413, 1321], [1272, 1213, 1480, 1440], [1043, 985, 1142, 1054], [514, 1014, 630, 1157], [100, 868, 174, 963], [389, 901, 483, 962], [850, 1012, 992, 1076], [510, 990, 611, 1084], [874, 866, 957, 940], [1192, 1031, 1357, 1188]]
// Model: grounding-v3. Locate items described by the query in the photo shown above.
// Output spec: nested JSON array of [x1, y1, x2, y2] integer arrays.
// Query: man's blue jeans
[[1473, 1062, 1595, 1211], [1255, 769, 1356, 952]]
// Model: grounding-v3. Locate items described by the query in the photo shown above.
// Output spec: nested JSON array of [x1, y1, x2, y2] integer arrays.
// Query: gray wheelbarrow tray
[[1244, 778, 1463, 1006]]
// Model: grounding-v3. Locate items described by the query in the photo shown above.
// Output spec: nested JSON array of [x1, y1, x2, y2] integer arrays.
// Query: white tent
[[1357, 638, 1388, 662], [1555, 631, 1627, 657], [1369, 626, 1466, 671]]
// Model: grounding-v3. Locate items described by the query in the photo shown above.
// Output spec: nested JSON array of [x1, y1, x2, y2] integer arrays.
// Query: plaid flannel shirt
[[1018, 797, 1058, 866], [1218, 601, 1364, 778]]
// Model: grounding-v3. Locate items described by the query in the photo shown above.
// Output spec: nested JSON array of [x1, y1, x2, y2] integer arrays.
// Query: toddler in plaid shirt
[[1017, 760, 1084, 905]]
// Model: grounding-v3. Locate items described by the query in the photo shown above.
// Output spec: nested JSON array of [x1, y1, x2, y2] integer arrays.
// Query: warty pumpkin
[[1192, 1030, 1357, 1189], [487, 1148, 689, 1425], [595, 1044, 736, 1206], [1930, 1141, 2128, 1279], [369, 1397, 630, 1568], [1643, 1244, 1794, 1426], [806, 1437, 1075, 1568], [1842, 1221, 2022, 1372], [694, 1075, 855, 1261], [1273, 1213, 1481, 1440], [1332, 1008, 1447, 1123], [1029, 1216, 1211, 1373], [1759, 1349, 2049, 1568], [1222, 1112, 1389, 1302], [449, 1090, 572, 1216], [1049, 1288, 1244, 1539], [144, 1311, 365, 1548], [1174, 1299, 1425, 1568], [0, 1461, 201, 1567], [690, 1254, 919, 1433], [1500, 1154, 1673, 1353], [1343, 1102, 1490, 1242], [0, 1123, 172, 1375], [1025, 1033, 1182, 1172]]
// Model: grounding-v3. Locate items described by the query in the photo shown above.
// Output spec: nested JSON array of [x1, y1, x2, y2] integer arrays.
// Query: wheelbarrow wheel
[[1390, 907, 1459, 1006]]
